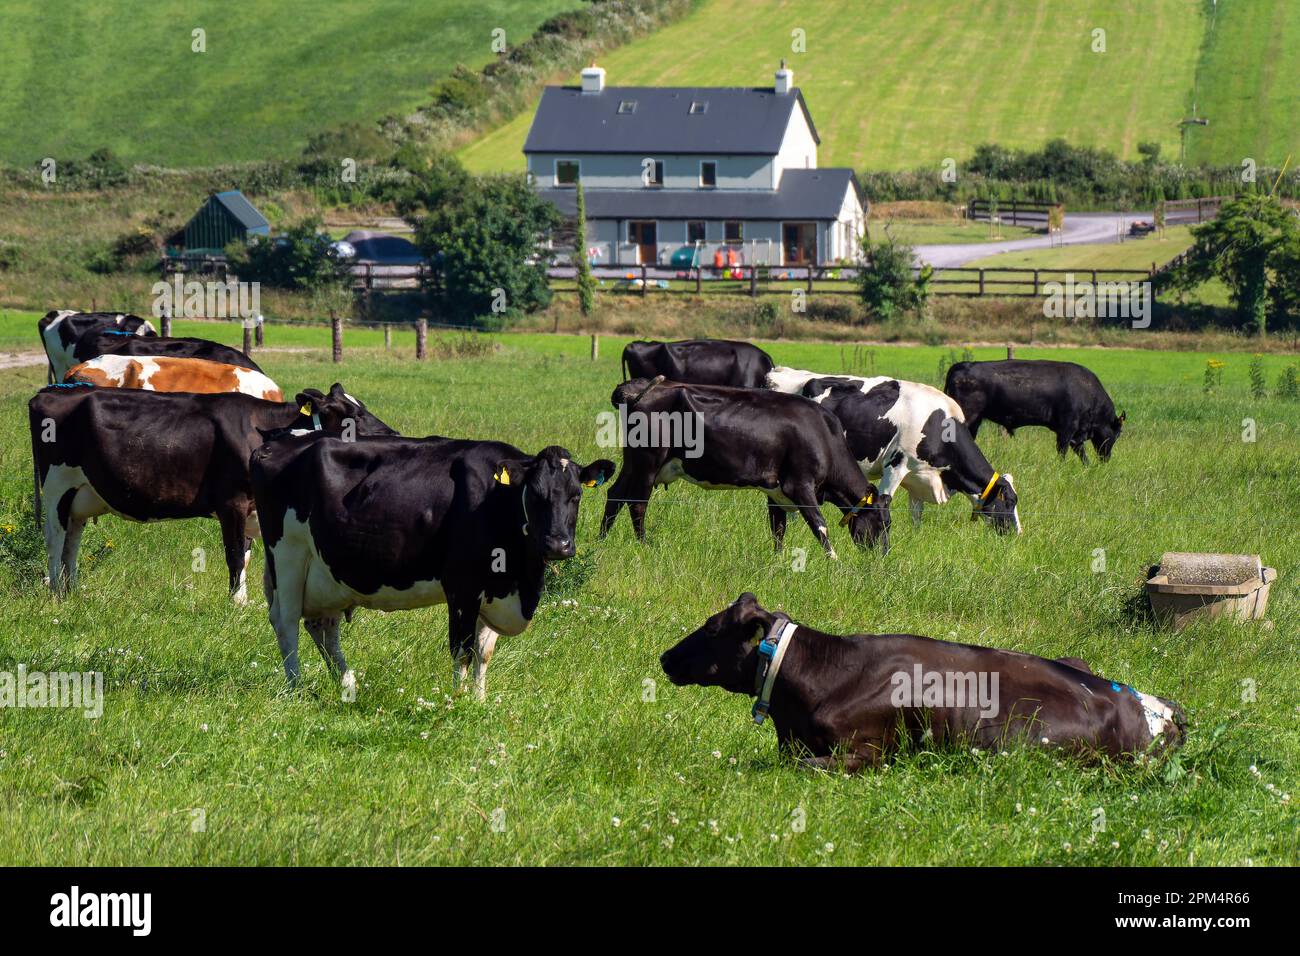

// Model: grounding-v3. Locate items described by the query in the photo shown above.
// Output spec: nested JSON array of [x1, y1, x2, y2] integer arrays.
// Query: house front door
[[629, 221, 657, 265], [782, 222, 817, 265]]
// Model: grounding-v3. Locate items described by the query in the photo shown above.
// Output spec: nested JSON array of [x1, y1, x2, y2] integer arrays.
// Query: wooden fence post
[[640, 264, 647, 298], [331, 312, 343, 363], [749, 265, 757, 297], [590, 334, 599, 362], [696, 265, 702, 295], [807, 266, 814, 294], [243, 323, 253, 355], [978, 269, 985, 296], [416, 318, 428, 360], [1032, 270, 1040, 296], [160, 311, 172, 337], [1007, 345, 1015, 359], [255, 313, 264, 347], [384, 325, 392, 350]]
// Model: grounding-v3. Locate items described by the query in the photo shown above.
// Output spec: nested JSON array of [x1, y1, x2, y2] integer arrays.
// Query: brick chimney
[[774, 59, 793, 95], [581, 63, 606, 94]]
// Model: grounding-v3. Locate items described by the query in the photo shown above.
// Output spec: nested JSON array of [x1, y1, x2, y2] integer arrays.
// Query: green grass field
[[460, 0, 1207, 173], [1186, 0, 1300, 167], [0, 0, 577, 166], [0, 310, 1295, 864]]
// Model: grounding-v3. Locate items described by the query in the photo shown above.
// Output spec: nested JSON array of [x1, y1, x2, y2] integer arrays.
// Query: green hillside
[[0, 0, 577, 167], [1186, 0, 1300, 166], [460, 0, 1205, 173], [460, 0, 1300, 175]]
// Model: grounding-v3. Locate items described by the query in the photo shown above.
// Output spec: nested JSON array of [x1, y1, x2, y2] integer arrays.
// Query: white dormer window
[[618, 100, 637, 114], [689, 100, 708, 114], [643, 159, 664, 188]]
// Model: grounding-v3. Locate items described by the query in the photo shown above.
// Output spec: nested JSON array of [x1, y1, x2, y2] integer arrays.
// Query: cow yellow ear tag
[[299, 403, 313, 416], [582, 479, 596, 488], [494, 467, 511, 486]]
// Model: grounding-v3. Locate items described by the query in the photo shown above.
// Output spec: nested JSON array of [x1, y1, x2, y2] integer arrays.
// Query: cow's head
[[843, 490, 891, 554], [1092, 411, 1125, 462], [660, 592, 774, 693], [973, 472, 1020, 535], [294, 383, 397, 436], [493, 446, 615, 560]]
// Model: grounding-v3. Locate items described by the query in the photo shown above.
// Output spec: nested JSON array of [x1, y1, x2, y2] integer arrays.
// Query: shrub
[[857, 237, 927, 320], [228, 217, 351, 291], [406, 160, 560, 325]]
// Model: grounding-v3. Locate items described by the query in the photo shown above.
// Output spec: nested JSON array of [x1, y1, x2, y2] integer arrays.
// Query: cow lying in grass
[[766, 366, 1020, 534], [599, 377, 889, 557], [660, 593, 1186, 772], [29, 383, 392, 601], [250, 434, 614, 699], [66, 355, 283, 401]]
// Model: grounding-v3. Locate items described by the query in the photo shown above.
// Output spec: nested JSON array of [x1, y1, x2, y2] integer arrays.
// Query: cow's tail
[[30, 411, 43, 526]]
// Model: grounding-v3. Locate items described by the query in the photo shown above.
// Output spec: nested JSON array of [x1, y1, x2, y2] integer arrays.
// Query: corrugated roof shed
[[523, 86, 820, 155]]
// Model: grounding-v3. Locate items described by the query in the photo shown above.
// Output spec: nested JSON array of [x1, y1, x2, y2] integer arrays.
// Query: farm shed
[[174, 190, 270, 256]]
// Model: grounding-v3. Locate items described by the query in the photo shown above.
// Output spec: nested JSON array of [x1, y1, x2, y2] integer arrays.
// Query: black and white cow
[[599, 377, 889, 556], [944, 359, 1125, 463], [74, 329, 262, 374], [250, 434, 614, 699], [39, 310, 156, 381], [29, 383, 393, 601], [622, 339, 774, 388], [767, 367, 1020, 534]]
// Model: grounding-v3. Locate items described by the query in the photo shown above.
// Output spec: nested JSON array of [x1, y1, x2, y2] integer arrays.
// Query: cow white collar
[[752, 614, 797, 725]]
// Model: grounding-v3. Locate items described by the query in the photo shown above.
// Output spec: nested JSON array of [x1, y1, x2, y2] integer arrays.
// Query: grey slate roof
[[523, 86, 820, 155], [539, 169, 861, 221], [212, 190, 270, 233]]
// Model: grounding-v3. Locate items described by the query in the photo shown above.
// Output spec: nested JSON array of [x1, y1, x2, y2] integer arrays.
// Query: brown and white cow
[[661, 593, 1187, 772], [65, 355, 283, 401]]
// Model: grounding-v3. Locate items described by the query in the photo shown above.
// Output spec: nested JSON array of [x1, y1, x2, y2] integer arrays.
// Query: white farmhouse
[[526, 62, 866, 268]]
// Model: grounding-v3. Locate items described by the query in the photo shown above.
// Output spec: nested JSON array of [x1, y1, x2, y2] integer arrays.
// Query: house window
[[618, 100, 637, 114], [643, 159, 664, 187], [724, 221, 744, 243], [689, 100, 709, 114], [700, 162, 717, 188], [554, 160, 579, 187], [686, 221, 706, 243]]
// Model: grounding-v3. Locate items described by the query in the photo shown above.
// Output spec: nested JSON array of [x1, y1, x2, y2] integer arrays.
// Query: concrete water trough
[[1146, 552, 1277, 629]]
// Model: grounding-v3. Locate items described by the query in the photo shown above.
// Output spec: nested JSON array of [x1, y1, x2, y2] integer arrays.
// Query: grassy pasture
[[0, 0, 578, 166], [0, 312, 1296, 865]]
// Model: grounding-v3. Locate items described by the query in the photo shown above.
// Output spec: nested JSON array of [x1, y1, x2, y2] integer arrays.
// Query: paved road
[[914, 212, 1151, 268]]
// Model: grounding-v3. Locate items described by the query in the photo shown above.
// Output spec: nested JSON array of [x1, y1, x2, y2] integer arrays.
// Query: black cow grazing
[[944, 359, 1125, 463], [599, 377, 889, 556], [29, 383, 393, 601], [621, 339, 774, 388], [74, 329, 263, 374], [660, 593, 1186, 772], [39, 310, 156, 381], [250, 435, 614, 699]]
